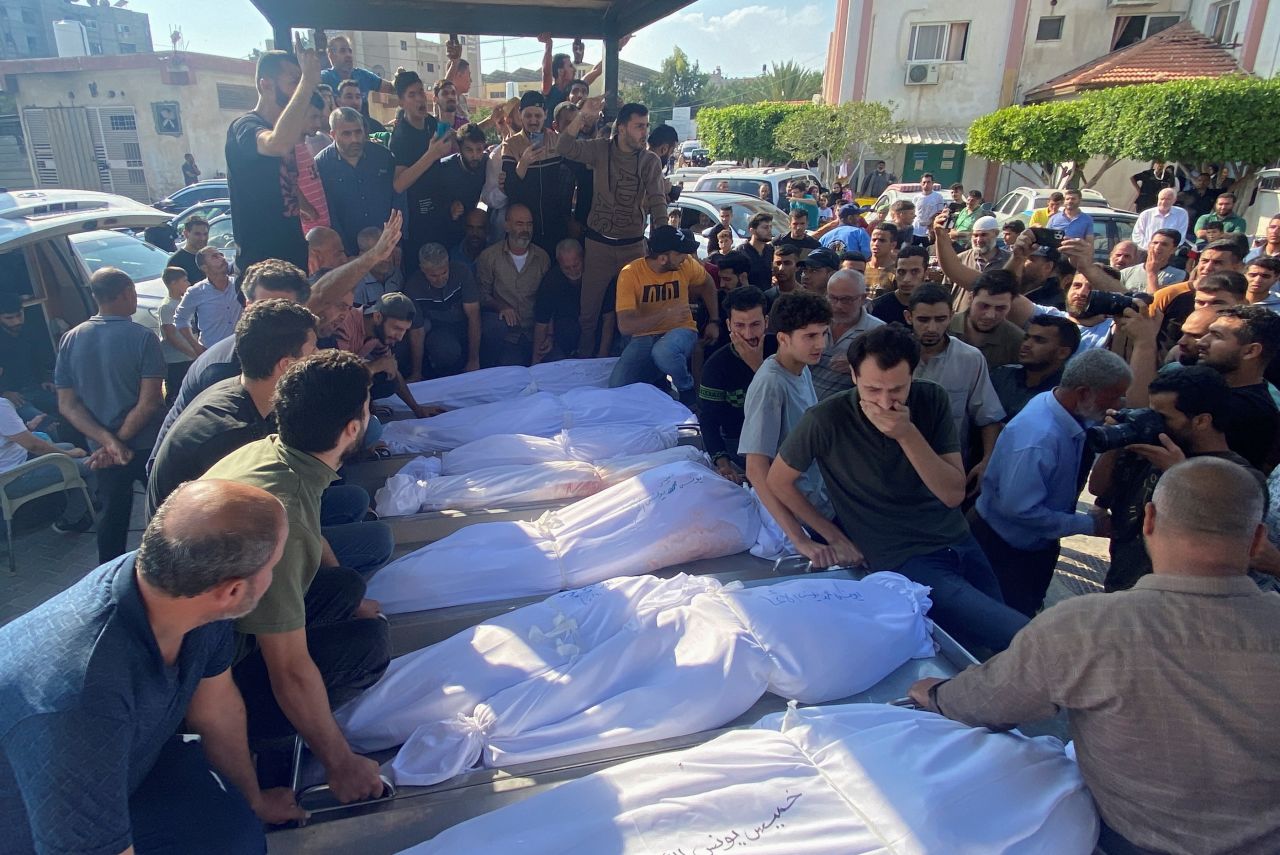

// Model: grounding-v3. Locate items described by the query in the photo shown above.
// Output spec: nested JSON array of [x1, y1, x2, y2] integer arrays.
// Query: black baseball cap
[[798, 248, 840, 270], [649, 225, 699, 255]]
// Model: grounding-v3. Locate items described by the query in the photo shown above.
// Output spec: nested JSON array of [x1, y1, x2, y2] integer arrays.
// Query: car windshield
[[728, 200, 787, 239], [69, 231, 169, 282], [207, 218, 236, 248], [695, 177, 771, 201]]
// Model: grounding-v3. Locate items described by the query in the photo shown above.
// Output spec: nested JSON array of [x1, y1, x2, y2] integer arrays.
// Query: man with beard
[[0, 481, 304, 854], [203, 351, 391, 800], [332, 292, 436, 419], [811, 269, 882, 400], [433, 79, 465, 132], [990, 314, 1079, 420], [797, 248, 840, 296], [777, 208, 822, 254], [316, 108, 398, 257], [971, 348, 1130, 616], [1196, 306, 1280, 470], [739, 213, 776, 290], [1195, 192, 1247, 240], [1109, 239, 1140, 271], [1120, 228, 1186, 293], [949, 271, 1024, 369], [353, 226, 405, 307], [763, 243, 801, 307], [168, 216, 209, 285], [502, 91, 573, 257], [321, 34, 394, 108], [869, 244, 926, 325], [408, 122, 489, 258], [335, 80, 386, 135], [477, 204, 551, 366], [907, 284, 1006, 487], [405, 243, 482, 378], [390, 69, 459, 274], [538, 33, 610, 119], [948, 216, 1009, 313], [533, 239, 588, 364], [225, 38, 320, 271], [452, 207, 490, 277], [699, 286, 773, 483]]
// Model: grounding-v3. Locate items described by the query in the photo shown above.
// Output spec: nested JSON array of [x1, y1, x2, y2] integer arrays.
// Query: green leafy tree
[[754, 62, 823, 103], [697, 102, 808, 163], [773, 101, 902, 183], [1082, 75, 1280, 190], [639, 46, 710, 124], [966, 99, 1093, 187]]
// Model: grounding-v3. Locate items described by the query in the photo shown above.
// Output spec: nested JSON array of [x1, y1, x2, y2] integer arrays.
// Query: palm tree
[[754, 61, 822, 102]]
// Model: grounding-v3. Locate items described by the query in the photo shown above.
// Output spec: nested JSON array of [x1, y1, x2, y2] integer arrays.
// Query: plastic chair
[[0, 453, 94, 573]]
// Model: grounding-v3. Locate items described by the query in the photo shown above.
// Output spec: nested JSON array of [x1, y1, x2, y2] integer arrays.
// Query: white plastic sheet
[[440, 425, 678, 475], [381, 384, 694, 454], [339, 572, 936, 787], [378, 358, 620, 413], [374, 446, 708, 516], [405, 703, 1099, 855], [364, 460, 759, 613]]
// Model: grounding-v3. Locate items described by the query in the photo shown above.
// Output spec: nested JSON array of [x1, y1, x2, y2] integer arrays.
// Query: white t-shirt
[[509, 251, 528, 274], [0, 398, 30, 474]]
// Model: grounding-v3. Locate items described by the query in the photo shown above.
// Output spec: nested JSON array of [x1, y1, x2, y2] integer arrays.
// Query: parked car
[[1240, 167, 1280, 240], [666, 191, 790, 257], [866, 183, 922, 226], [668, 167, 710, 190], [990, 186, 1109, 226], [693, 167, 822, 206], [170, 198, 231, 233], [0, 189, 171, 349], [202, 212, 239, 267], [153, 179, 229, 214], [1076, 206, 1138, 264]]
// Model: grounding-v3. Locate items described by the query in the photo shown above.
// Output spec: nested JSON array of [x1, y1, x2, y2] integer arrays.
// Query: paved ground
[[0, 487, 1108, 626]]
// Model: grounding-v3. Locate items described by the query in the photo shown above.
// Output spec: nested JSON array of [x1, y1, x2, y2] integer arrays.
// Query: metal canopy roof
[[248, 0, 696, 41]]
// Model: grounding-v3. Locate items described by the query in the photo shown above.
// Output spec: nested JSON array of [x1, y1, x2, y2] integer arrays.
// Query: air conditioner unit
[[905, 63, 940, 85]]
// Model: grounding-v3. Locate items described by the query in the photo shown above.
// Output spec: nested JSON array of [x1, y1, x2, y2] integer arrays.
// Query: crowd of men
[[0, 30, 1278, 855]]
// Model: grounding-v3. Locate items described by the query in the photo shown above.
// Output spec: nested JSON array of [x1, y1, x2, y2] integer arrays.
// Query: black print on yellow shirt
[[641, 280, 681, 303]]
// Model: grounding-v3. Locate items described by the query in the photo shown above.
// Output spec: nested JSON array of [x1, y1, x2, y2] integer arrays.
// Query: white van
[[1241, 168, 1280, 240]]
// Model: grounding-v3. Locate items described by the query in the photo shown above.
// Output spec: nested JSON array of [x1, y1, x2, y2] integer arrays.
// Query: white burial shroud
[[336, 572, 936, 787], [374, 446, 709, 517], [381, 383, 694, 454], [440, 424, 679, 474], [377, 357, 619, 413], [403, 703, 1099, 854], [364, 460, 760, 614]]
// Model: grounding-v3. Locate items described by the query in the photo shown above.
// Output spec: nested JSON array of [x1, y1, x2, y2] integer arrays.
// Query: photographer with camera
[[1090, 366, 1259, 591], [970, 348, 1131, 616]]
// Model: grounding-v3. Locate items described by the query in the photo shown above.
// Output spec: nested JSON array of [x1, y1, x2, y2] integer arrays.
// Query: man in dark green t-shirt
[[768, 324, 1029, 652]]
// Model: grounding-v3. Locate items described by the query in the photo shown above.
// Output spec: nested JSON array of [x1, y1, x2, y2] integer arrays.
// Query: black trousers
[[164, 361, 192, 407], [968, 510, 1061, 619], [233, 565, 391, 743], [96, 454, 148, 563]]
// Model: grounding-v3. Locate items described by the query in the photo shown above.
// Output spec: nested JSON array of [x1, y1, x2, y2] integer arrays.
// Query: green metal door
[[903, 144, 966, 186]]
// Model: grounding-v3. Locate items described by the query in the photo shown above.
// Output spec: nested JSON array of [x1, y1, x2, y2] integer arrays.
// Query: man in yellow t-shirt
[[1028, 191, 1064, 228], [608, 225, 720, 406]]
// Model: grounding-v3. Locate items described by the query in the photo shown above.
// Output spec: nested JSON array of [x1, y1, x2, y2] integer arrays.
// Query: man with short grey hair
[[175, 245, 243, 351], [971, 347, 1131, 616], [913, 455, 1280, 855], [811, 268, 882, 400], [404, 241, 482, 378], [316, 106, 398, 256]]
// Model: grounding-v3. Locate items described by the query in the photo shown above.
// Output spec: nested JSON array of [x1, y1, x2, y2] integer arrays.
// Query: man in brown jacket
[[554, 98, 669, 357]]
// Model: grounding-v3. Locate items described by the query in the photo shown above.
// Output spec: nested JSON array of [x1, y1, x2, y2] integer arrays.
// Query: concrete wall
[[0, 0, 152, 59], [5, 58, 256, 197]]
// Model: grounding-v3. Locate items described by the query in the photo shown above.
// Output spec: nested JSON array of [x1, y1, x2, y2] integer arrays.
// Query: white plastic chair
[[0, 453, 94, 573]]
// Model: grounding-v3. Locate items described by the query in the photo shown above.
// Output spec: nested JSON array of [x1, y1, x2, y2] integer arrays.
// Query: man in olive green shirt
[[203, 350, 389, 803]]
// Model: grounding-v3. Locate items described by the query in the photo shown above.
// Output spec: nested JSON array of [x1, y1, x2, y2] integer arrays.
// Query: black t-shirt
[[869, 292, 909, 326], [545, 84, 570, 121], [990, 364, 1063, 422], [1226, 383, 1280, 470], [1131, 168, 1178, 210], [166, 248, 202, 286], [403, 151, 486, 254], [739, 242, 773, 290], [0, 323, 51, 392], [776, 234, 822, 252], [698, 337, 777, 464], [402, 265, 480, 332], [145, 377, 273, 518], [389, 114, 442, 247], [224, 112, 307, 271], [533, 267, 583, 357]]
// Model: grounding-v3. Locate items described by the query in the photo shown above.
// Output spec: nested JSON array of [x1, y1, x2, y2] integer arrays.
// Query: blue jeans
[[886, 534, 1030, 652], [3, 444, 93, 523], [320, 484, 394, 578], [609, 327, 698, 392]]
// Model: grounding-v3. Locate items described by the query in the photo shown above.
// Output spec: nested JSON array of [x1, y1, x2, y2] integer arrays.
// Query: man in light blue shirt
[[818, 204, 871, 257], [970, 347, 1131, 616], [319, 34, 393, 109], [1048, 188, 1095, 242], [174, 247, 243, 349]]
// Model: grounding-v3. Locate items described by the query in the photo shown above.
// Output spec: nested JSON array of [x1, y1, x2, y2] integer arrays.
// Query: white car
[[991, 186, 1110, 225], [693, 167, 822, 206], [0, 189, 172, 344], [667, 191, 790, 257]]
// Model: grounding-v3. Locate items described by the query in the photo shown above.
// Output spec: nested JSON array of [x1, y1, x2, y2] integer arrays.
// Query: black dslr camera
[[1084, 289, 1152, 317], [1085, 408, 1167, 452]]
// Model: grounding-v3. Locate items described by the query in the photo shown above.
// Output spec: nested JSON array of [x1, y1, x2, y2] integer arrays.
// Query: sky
[[123, 0, 833, 79]]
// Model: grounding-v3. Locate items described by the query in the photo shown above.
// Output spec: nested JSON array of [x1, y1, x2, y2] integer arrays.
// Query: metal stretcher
[[266, 565, 981, 855]]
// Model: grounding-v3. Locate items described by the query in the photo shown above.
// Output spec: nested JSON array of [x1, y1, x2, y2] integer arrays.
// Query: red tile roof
[[1023, 21, 1242, 103]]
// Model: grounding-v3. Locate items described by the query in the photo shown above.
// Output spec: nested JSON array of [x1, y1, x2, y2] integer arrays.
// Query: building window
[[400, 39, 408, 51], [1036, 16, 1064, 41], [908, 22, 969, 62], [1113, 14, 1182, 49], [109, 114, 136, 131], [20, 8, 36, 25], [90, 42, 102, 55], [119, 43, 136, 54], [84, 18, 97, 30], [1207, 1, 1239, 44], [459, 36, 466, 44], [117, 24, 130, 35], [26, 36, 37, 54], [426, 61, 435, 72]]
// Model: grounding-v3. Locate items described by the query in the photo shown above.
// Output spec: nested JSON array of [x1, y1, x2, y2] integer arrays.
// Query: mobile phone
[[1029, 227, 1066, 249], [529, 131, 545, 147], [434, 122, 450, 141]]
